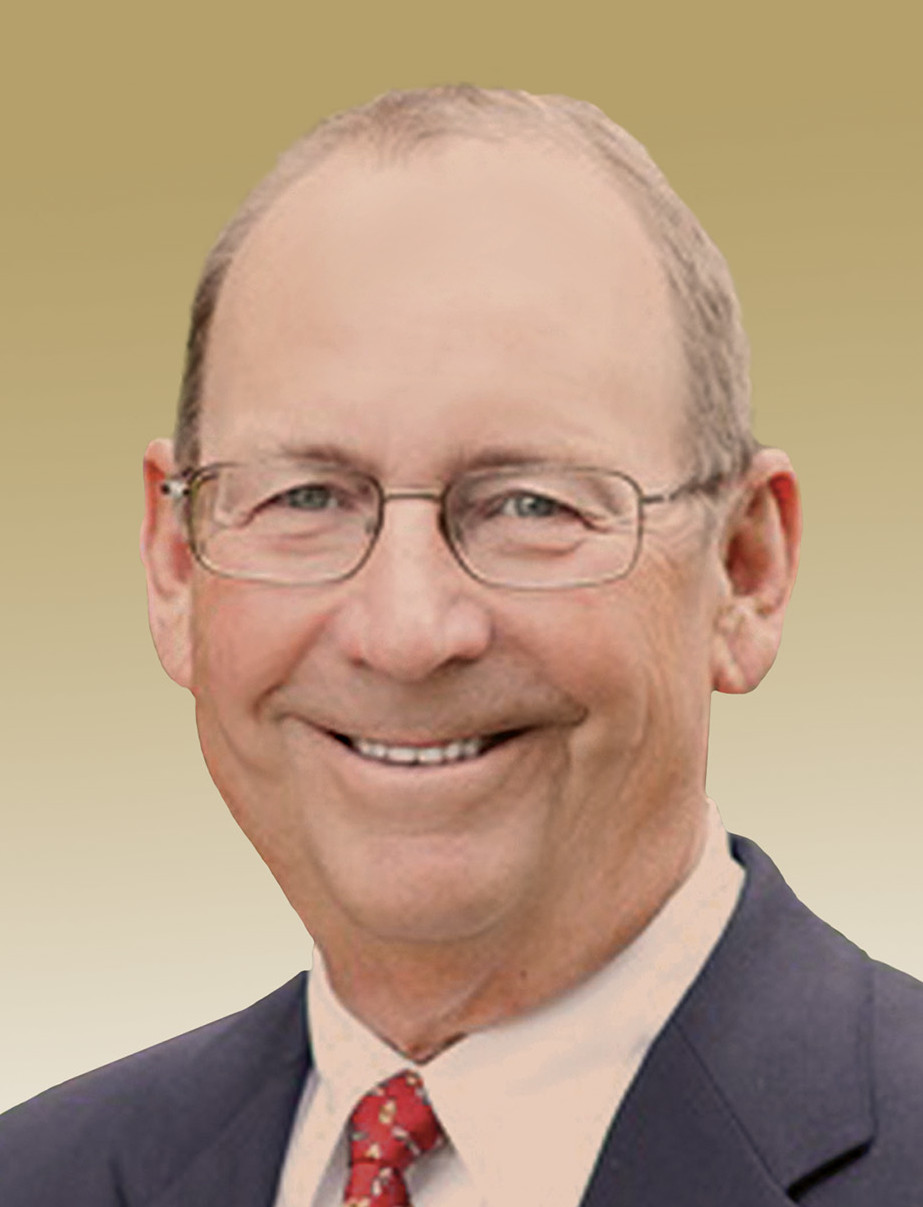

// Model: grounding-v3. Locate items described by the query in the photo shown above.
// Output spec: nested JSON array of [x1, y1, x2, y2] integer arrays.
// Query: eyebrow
[[449, 446, 585, 473], [267, 441, 378, 474], [266, 440, 597, 478]]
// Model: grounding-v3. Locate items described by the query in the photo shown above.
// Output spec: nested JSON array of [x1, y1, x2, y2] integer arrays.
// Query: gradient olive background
[[2, 0, 920, 1111]]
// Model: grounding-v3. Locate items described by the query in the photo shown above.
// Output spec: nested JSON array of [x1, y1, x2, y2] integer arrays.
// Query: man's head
[[141, 88, 799, 1028]]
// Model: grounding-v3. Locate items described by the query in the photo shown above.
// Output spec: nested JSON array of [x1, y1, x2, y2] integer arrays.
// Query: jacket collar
[[581, 835, 874, 1205]]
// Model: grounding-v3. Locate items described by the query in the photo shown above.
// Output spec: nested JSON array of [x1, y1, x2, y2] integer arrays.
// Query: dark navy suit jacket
[[2, 837, 922, 1205]]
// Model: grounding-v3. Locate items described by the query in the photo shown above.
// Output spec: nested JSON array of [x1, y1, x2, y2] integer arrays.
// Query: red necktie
[[342, 1069, 445, 1206]]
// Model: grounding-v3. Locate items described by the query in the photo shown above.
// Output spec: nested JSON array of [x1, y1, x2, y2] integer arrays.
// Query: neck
[[314, 801, 709, 1061]]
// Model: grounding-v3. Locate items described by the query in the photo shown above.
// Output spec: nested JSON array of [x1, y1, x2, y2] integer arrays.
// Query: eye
[[495, 491, 579, 521], [272, 483, 340, 511]]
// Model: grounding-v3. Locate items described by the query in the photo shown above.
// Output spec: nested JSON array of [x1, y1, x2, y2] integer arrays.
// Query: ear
[[140, 438, 195, 689], [711, 448, 802, 694]]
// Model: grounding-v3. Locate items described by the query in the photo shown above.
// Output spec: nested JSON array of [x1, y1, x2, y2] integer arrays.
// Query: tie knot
[[344, 1070, 444, 1206]]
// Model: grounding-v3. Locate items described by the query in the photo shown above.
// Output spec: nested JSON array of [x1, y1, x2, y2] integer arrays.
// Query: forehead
[[200, 138, 687, 475]]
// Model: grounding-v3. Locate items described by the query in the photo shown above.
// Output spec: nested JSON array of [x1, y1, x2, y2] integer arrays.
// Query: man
[[2, 85, 921, 1205]]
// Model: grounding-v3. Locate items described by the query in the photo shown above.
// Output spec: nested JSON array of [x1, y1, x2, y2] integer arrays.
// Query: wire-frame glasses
[[161, 458, 727, 590]]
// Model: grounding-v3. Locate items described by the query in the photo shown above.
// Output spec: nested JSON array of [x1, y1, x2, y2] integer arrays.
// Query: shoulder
[[729, 835, 923, 1076], [0, 973, 309, 1205], [713, 838, 923, 1200]]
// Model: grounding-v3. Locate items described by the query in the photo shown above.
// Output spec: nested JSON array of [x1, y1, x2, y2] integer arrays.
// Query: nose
[[329, 497, 494, 682]]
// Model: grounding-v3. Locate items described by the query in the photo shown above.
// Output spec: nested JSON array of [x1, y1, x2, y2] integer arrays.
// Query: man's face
[[164, 140, 728, 955]]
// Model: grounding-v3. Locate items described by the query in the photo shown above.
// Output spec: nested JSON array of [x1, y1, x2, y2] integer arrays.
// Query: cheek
[[533, 571, 710, 743], [519, 593, 657, 743], [190, 579, 325, 712], [631, 560, 719, 731]]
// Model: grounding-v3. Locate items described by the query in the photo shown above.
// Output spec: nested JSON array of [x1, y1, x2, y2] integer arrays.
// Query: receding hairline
[[175, 86, 755, 480], [215, 126, 677, 344]]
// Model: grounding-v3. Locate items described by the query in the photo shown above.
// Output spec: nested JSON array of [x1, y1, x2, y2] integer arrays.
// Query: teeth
[[351, 735, 488, 766]]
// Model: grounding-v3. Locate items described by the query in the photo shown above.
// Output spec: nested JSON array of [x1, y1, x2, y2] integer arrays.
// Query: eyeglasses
[[161, 458, 727, 590]]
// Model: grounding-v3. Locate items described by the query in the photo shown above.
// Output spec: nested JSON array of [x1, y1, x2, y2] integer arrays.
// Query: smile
[[331, 731, 519, 766]]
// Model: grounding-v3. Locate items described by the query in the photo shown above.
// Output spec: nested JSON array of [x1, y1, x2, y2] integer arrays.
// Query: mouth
[[327, 729, 524, 767]]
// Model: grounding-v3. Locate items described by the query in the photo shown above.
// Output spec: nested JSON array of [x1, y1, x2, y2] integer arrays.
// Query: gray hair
[[174, 85, 757, 479]]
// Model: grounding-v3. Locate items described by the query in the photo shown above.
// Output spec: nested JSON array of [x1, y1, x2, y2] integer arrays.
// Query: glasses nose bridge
[[381, 486, 444, 505], [373, 484, 451, 550], [379, 485, 446, 523]]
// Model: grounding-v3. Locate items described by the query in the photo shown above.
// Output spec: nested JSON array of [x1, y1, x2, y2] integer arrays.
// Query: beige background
[[1, 0, 920, 1112]]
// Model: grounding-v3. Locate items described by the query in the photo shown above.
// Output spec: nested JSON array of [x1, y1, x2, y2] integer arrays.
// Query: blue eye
[[277, 484, 338, 510], [500, 493, 571, 519]]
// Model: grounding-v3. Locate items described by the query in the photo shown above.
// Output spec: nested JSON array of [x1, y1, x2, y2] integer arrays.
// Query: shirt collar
[[308, 800, 743, 1205]]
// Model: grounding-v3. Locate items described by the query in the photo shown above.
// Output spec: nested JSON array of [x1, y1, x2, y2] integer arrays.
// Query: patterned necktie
[[343, 1069, 445, 1207]]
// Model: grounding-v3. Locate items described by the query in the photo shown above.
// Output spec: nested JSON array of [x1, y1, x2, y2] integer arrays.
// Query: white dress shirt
[[275, 802, 743, 1207]]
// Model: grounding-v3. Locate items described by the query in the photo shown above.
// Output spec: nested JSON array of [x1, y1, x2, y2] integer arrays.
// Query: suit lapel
[[133, 974, 311, 1207], [581, 1023, 795, 1206], [149, 1058, 308, 1207], [579, 837, 874, 1205]]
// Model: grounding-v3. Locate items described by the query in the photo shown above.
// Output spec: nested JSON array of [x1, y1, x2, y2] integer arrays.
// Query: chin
[[318, 848, 529, 947]]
